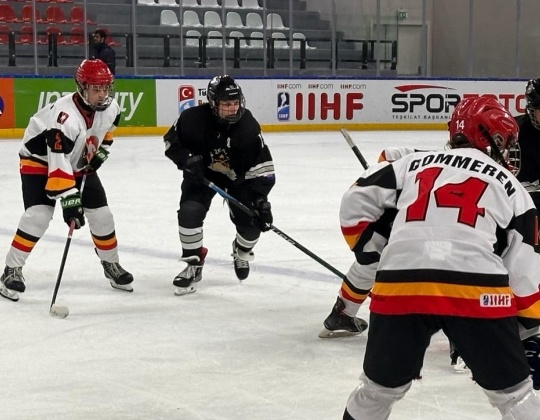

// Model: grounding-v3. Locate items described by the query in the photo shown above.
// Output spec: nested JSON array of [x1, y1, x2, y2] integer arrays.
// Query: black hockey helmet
[[525, 78, 540, 129], [207, 75, 245, 123], [526, 79, 540, 109]]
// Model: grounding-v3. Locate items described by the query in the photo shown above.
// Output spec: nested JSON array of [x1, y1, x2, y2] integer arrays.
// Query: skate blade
[[110, 281, 133, 292], [174, 285, 197, 296], [0, 284, 19, 302], [318, 328, 362, 338]]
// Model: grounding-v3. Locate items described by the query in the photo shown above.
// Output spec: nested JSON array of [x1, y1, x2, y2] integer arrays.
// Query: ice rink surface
[[0, 131, 502, 419]]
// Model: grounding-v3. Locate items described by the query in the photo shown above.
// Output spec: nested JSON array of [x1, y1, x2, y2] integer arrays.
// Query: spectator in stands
[[91, 29, 116, 75]]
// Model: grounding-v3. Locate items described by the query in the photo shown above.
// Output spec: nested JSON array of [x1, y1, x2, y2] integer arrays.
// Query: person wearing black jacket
[[91, 29, 116, 75], [515, 78, 540, 213], [163, 75, 275, 296]]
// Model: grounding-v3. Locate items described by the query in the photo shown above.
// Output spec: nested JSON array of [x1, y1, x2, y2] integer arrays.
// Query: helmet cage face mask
[[490, 131, 520, 175], [75, 59, 114, 111], [207, 75, 246, 123], [76, 82, 114, 111]]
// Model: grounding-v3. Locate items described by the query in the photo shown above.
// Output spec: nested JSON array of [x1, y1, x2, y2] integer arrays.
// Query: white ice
[[0, 131, 501, 419]]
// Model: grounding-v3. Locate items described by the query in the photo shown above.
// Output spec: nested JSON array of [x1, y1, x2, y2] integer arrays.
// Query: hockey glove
[[87, 146, 109, 172], [254, 198, 272, 232], [60, 193, 85, 229], [185, 154, 205, 182]]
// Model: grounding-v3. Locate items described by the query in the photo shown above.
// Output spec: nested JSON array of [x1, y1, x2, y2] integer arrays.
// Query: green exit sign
[[397, 10, 408, 20]]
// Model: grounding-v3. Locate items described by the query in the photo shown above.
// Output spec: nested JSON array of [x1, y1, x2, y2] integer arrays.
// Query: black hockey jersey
[[164, 103, 275, 199]]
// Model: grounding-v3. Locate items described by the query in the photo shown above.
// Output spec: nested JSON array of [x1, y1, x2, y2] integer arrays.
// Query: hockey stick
[[202, 178, 346, 279], [340, 128, 369, 170], [49, 174, 87, 319]]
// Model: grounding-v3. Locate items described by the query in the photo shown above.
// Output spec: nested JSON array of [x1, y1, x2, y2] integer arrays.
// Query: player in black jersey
[[514, 78, 540, 391], [515, 78, 540, 213], [164, 75, 275, 295]]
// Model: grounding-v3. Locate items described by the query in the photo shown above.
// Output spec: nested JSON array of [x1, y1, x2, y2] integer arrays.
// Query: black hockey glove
[[185, 154, 205, 182], [87, 146, 109, 172], [254, 198, 272, 232], [60, 193, 85, 229]]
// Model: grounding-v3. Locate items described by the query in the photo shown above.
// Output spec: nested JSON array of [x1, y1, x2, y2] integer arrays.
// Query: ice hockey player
[[513, 78, 540, 391], [318, 148, 409, 338], [0, 59, 134, 302], [515, 78, 540, 216], [341, 96, 540, 419], [163, 75, 275, 295]]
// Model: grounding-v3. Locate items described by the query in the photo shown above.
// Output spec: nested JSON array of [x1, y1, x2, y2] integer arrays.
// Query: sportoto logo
[[392, 84, 460, 114]]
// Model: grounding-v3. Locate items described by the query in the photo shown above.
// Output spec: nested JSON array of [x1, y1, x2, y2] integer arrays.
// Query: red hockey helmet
[[75, 59, 114, 111], [448, 96, 519, 171]]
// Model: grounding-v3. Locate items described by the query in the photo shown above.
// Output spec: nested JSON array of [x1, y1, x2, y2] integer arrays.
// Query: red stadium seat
[[0, 24, 12, 44], [44, 5, 67, 24], [21, 4, 44, 24], [17, 26, 45, 45], [45, 26, 68, 45], [69, 6, 97, 25], [100, 27, 122, 46], [69, 26, 85, 45], [0, 4, 19, 23]]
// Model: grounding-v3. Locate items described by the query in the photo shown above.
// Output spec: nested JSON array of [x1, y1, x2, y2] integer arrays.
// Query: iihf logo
[[277, 92, 289, 121], [480, 293, 512, 307], [178, 85, 196, 114]]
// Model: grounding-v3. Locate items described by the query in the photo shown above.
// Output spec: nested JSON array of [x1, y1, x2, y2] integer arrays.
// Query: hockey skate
[[0, 266, 25, 302], [453, 356, 469, 373], [318, 297, 368, 338], [231, 240, 254, 281], [174, 247, 207, 296], [102, 261, 134, 292]]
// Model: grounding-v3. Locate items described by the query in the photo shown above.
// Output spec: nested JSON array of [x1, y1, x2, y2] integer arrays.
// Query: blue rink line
[[0, 227, 342, 285]]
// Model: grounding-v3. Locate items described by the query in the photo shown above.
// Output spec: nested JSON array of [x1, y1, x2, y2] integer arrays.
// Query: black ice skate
[[174, 247, 207, 296], [318, 297, 368, 338], [231, 240, 254, 281], [102, 261, 134, 292], [0, 266, 25, 302]]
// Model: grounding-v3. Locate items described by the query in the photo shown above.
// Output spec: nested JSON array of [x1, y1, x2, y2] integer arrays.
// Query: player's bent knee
[[345, 372, 411, 420], [85, 206, 115, 234], [178, 201, 207, 226], [484, 378, 540, 419], [21, 205, 54, 235]]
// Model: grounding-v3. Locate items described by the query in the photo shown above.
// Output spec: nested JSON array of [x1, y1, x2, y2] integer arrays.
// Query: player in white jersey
[[342, 96, 540, 419], [0, 59, 133, 302], [319, 147, 418, 339]]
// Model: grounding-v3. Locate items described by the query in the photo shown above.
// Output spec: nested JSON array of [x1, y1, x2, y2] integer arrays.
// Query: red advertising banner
[[0, 78, 15, 129]]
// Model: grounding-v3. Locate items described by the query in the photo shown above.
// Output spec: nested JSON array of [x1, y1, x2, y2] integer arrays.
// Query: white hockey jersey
[[340, 148, 540, 329], [19, 92, 121, 199]]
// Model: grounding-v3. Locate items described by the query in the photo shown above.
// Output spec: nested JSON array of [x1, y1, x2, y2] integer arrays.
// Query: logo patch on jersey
[[57, 111, 69, 124], [277, 92, 289, 121], [178, 85, 195, 115], [83, 136, 100, 163], [480, 294, 512, 307], [210, 148, 237, 180]]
